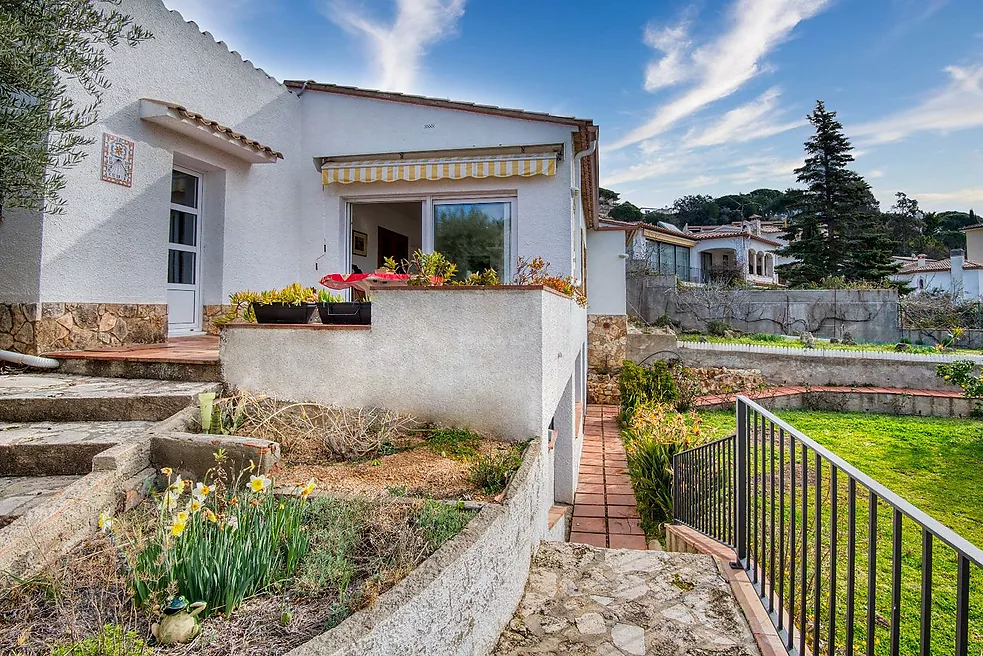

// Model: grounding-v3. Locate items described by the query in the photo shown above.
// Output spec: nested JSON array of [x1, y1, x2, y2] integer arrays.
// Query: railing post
[[735, 398, 748, 565]]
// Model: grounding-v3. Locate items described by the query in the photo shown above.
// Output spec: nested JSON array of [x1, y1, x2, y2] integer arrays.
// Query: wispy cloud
[[683, 87, 806, 148], [611, 0, 830, 150], [325, 0, 465, 92], [915, 188, 983, 209], [853, 63, 983, 144]]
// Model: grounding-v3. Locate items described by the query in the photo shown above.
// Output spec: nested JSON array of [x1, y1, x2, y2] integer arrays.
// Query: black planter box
[[317, 301, 371, 325], [252, 302, 316, 324]]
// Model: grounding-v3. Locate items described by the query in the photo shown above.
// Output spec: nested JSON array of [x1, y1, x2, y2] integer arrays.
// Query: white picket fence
[[677, 340, 983, 364]]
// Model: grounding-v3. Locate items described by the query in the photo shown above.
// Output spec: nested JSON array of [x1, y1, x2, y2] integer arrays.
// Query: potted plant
[[214, 284, 318, 326], [317, 288, 371, 325]]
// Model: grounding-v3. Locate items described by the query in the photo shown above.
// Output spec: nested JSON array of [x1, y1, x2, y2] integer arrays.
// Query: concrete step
[[56, 357, 221, 383], [0, 420, 156, 476], [0, 475, 83, 528], [0, 373, 220, 422]]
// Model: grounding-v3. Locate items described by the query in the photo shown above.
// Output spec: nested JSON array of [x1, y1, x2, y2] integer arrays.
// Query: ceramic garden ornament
[[151, 596, 206, 644]]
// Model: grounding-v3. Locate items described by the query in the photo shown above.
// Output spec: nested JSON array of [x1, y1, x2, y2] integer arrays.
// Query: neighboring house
[[0, 0, 603, 354], [602, 216, 788, 287], [891, 250, 983, 298]]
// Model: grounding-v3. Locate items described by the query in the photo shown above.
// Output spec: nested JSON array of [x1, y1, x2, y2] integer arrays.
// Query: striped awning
[[321, 152, 557, 185]]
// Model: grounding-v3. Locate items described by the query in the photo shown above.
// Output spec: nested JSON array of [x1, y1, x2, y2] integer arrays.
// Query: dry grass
[[209, 392, 417, 461]]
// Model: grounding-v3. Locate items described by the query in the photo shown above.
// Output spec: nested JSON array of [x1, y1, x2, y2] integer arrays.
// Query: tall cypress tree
[[778, 101, 899, 285]]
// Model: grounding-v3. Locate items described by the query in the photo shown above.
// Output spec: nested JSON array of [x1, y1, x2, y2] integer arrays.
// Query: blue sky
[[163, 0, 983, 212]]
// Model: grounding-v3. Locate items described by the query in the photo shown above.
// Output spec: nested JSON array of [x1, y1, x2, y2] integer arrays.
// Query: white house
[[0, 0, 607, 355], [892, 250, 983, 298]]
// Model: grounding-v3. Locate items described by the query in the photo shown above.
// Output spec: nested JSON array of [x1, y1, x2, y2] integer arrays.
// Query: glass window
[[167, 249, 195, 285], [169, 210, 197, 246], [658, 242, 675, 275], [171, 170, 198, 208], [675, 245, 690, 279], [434, 202, 510, 278]]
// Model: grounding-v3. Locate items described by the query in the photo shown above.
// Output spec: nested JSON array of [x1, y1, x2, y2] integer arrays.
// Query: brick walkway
[[569, 404, 647, 549]]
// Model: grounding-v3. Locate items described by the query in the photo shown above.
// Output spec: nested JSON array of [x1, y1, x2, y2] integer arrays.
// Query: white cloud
[[325, 0, 465, 92], [643, 21, 693, 91], [866, 169, 885, 178], [612, 0, 830, 150], [915, 188, 983, 209], [853, 63, 983, 144], [683, 87, 806, 147]]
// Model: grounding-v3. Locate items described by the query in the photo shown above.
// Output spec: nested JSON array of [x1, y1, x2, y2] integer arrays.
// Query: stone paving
[[492, 542, 760, 656], [0, 475, 83, 528], [570, 405, 646, 550], [0, 420, 155, 446], [0, 373, 218, 399]]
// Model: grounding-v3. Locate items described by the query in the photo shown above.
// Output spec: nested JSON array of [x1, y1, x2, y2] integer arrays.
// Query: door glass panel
[[434, 202, 509, 278], [167, 249, 196, 285], [169, 210, 197, 246], [171, 170, 198, 208]]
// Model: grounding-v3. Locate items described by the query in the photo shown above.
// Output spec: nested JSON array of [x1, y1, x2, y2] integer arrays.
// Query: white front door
[[167, 168, 202, 334]]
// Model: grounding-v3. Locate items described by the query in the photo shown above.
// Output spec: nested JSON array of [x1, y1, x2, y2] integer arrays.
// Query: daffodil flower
[[167, 475, 184, 497], [98, 512, 114, 532], [249, 474, 271, 493], [160, 467, 173, 477], [204, 509, 218, 523], [175, 510, 190, 524], [192, 482, 212, 500], [189, 499, 203, 513], [160, 491, 179, 512], [249, 497, 260, 507], [171, 520, 187, 537], [300, 479, 316, 499]]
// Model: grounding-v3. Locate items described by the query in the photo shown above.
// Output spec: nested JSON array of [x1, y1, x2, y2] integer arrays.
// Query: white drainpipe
[[571, 137, 598, 284], [0, 349, 60, 369]]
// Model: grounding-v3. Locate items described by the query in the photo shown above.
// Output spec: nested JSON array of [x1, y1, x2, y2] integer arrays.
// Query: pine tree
[[0, 1, 152, 220], [778, 101, 899, 285]]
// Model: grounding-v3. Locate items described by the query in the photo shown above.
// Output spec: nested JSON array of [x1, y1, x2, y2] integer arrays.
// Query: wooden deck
[[47, 335, 219, 364]]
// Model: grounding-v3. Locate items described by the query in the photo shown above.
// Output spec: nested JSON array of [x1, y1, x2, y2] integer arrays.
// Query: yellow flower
[[189, 499, 203, 513], [160, 467, 173, 477], [171, 520, 187, 537], [160, 491, 179, 512], [230, 497, 239, 506], [98, 512, 114, 532], [175, 510, 190, 524], [300, 479, 316, 499], [204, 509, 218, 523], [249, 474, 271, 493], [192, 482, 212, 500], [167, 475, 184, 497]]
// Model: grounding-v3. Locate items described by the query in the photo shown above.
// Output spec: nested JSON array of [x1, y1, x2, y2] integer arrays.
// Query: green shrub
[[52, 624, 150, 656], [426, 427, 481, 459], [937, 360, 983, 398], [618, 360, 679, 424], [469, 445, 525, 494], [748, 333, 785, 343], [622, 403, 711, 535], [296, 497, 368, 597], [706, 319, 730, 336]]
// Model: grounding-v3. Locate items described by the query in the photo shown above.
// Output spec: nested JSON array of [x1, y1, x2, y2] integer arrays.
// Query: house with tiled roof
[[891, 251, 983, 297], [0, 0, 607, 354]]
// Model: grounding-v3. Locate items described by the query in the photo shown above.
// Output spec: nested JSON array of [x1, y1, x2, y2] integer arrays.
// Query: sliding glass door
[[433, 199, 514, 279]]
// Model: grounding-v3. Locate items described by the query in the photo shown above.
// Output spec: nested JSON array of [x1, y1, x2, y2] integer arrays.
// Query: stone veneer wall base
[[0, 303, 167, 354]]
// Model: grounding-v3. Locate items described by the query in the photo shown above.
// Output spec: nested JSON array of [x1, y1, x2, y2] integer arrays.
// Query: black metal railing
[[673, 396, 983, 656]]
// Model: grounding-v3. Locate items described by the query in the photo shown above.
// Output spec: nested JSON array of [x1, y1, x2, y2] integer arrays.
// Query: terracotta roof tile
[[897, 258, 983, 273], [162, 102, 284, 159]]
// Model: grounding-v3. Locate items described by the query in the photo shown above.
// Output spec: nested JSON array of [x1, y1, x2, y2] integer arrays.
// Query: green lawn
[[692, 410, 983, 654], [679, 332, 982, 356]]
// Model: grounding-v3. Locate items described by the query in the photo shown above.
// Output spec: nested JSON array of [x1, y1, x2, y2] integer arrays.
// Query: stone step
[[0, 420, 156, 476], [0, 475, 83, 528], [56, 357, 221, 383], [0, 373, 220, 422]]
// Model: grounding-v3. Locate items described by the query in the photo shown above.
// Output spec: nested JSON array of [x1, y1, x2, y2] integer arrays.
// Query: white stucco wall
[[32, 0, 304, 306], [296, 90, 581, 286], [585, 230, 626, 315], [0, 208, 42, 303], [894, 269, 983, 299], [221, 287, 587, 441]]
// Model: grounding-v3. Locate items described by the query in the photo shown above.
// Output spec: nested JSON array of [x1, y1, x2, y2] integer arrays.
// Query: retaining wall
[[697, 389, 977, 418], [652, 343, 963, 392], [628, 279, 900, 342], [289, 434, 555, 656]]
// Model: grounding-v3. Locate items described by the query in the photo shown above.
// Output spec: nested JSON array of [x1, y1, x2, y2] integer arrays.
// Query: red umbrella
[[319, 272, 410, 294]]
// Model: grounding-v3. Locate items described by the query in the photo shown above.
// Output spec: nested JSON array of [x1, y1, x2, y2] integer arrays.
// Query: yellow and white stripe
[[321, 153, 557, 185]]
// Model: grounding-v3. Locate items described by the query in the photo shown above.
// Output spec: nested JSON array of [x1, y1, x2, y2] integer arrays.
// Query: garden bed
[[0, 477, 477, 655], [679, 332, 981, 355]]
